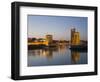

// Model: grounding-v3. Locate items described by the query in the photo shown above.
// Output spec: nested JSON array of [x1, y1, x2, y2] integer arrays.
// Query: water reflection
[[28, 45, 87, 66], [41, 49, 53, 59], [71, 51, 80, 64]]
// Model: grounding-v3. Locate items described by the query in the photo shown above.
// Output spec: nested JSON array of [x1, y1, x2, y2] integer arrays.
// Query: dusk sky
[[28, 15, 88, 40]]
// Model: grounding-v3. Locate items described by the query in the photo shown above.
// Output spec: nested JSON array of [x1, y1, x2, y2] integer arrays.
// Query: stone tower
[[71, 28, 80, 45], [71, 28, 75, 44], [46, 35, 53, 44]]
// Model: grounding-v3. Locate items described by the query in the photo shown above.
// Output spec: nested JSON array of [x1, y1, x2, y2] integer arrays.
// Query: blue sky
[[28, 15, 88, 40]]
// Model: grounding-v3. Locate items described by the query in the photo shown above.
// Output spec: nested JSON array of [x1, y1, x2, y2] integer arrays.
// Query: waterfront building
[[71, 28, 80, 45], [28, 35, 53, 46], [28, 40, 49, 46], [71, 28, 75, 43], [45, 35, 53, 44]]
